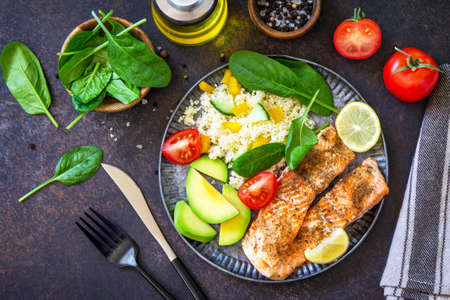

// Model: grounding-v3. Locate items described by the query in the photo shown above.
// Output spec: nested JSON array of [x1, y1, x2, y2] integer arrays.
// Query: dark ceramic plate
[[158, 55, 388, 282]]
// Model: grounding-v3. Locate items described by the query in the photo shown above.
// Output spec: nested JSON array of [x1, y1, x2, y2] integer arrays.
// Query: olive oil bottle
[[151, 0, 228, 46]]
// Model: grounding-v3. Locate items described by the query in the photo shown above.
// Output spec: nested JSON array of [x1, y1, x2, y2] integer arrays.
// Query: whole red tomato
[[383, 47, 440, 102]]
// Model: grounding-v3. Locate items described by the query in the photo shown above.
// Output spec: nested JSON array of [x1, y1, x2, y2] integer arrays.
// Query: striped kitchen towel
[[380, 64, 450, 300]]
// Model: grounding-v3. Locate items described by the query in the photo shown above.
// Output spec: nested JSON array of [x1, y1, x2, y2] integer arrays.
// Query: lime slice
[[304, 228, 350, 264], [335, 102, 381, 152]]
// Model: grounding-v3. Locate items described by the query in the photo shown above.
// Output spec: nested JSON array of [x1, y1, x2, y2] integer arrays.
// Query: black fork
[[76, 208, 175, 300]]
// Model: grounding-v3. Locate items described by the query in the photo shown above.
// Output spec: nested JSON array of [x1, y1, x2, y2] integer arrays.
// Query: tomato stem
[[345, 7, 366, 22], [393, 46, 442, 74]]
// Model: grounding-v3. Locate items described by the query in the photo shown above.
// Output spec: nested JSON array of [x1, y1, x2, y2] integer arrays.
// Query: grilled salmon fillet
[[270, 158, 389, 280], [242, 126, 355, 279]]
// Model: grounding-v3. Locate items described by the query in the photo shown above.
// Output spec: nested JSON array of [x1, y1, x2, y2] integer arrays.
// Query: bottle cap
[[153, 0, 217, 25]]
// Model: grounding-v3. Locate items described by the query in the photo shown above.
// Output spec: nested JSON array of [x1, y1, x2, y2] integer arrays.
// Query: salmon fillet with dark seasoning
[[269, 158, 389, 280], [241, 126, 355, 279]]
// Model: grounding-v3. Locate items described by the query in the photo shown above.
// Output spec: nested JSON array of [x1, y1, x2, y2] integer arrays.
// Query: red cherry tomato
[[333, 8, 382, 60], [383, 47, 440, 102], [162, 128, 202, 165], [238, 171, 278, 210]]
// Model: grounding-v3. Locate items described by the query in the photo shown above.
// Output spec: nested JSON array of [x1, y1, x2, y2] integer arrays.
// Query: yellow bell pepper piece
[[250, 136, 271, 149], [231, 102, 251, 116], [200, 134, 211, 153], [222, 122, 241, 133], [228, 76, 242, 98], [199, 81, 215, 93], [222, 69, 232, 85], [268, 107, 284, 123]]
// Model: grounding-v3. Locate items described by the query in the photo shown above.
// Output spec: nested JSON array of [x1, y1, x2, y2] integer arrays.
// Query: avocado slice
[[174, 201, 216, 243], [219, 185, 251, 246], [190, 155, 228, 183], [186, 168, 238, 224]]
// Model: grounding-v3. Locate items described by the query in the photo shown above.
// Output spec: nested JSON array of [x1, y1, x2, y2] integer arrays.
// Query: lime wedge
[[335, 102, 381, 152], [304, 228, 350, 264]]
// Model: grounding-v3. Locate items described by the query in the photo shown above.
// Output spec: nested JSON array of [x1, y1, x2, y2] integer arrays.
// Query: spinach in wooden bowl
[[58, 10, 172, 129]]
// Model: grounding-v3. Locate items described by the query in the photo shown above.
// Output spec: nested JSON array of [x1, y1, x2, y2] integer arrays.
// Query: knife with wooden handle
[[102, 163, 207, 300]]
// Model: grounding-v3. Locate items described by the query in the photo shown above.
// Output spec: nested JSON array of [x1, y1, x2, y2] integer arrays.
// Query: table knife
[[102, 163, 207, 300]]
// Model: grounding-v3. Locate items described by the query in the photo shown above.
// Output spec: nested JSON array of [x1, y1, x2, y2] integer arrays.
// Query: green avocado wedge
[[219, 185, 251, 246], [190, 155, 228, 183], [186, 168, 238, 224], [174, 201, 217, 243]]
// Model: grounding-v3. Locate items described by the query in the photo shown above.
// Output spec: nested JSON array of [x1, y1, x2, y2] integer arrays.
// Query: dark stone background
[[1, 0, 448, 299]]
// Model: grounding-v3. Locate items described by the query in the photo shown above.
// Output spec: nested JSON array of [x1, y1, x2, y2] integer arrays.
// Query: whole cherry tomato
[[333, 8, 382, 60], [383, 47, 440, 102]]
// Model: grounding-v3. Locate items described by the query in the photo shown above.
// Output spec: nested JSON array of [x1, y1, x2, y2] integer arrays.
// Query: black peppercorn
[[257, 0, 313, 32]]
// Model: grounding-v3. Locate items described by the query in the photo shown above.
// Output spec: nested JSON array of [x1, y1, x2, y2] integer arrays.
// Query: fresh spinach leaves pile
[[0, 42, 59, 127], [59, 10, 171, 129], [18, 145, 103, 202]]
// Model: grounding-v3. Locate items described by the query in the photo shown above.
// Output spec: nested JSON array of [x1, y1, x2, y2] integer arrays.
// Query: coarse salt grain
[[142, 99, 148, 105], [136, 144, 143, 149], [126, 122, 131, 127]]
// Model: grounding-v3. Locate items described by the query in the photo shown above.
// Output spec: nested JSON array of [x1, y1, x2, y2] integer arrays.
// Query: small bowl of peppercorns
[[248, 0, 321, 39]]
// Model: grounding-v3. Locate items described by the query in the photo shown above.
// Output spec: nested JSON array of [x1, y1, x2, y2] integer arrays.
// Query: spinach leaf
[[99, 10, 126, 35], [276, 58, 334, 117], [71, 62, 112, 103], [106, 19, 126, 34], [0, 41, 59, 127], [66, 89, 107, 130], [228, 51, 337, 116], [58, 32, 107, 69], [92, 11, 171, 88], [58, 10, 113, 70], [285, 90, 320, 170], [106, 72, 140, 104], [58, 10, 113, 69], [72, 88, 107, 113], [58, 47, 96, 88], [18, 145, 103, 202], [90, 42, 109, 64], [232, 143, 285, 177]]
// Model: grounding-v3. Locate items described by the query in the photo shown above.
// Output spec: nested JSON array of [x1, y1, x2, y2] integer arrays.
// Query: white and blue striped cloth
[[381, 64, 450, 299]]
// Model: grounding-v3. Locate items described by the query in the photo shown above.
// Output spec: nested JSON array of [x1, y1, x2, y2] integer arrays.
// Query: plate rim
[[158, 55, 389, 283]]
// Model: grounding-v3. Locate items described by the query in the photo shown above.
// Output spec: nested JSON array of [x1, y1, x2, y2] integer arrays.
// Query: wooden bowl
[[60, 17, 154, 113], [248, 0, 321, 39]]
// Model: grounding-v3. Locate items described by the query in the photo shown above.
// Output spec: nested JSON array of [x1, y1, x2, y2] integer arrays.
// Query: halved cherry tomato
[[162, 128, 202, 165], [238, 171, 278, 210], [383, 47, 440, 102], [333, 8, 382, 60]]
